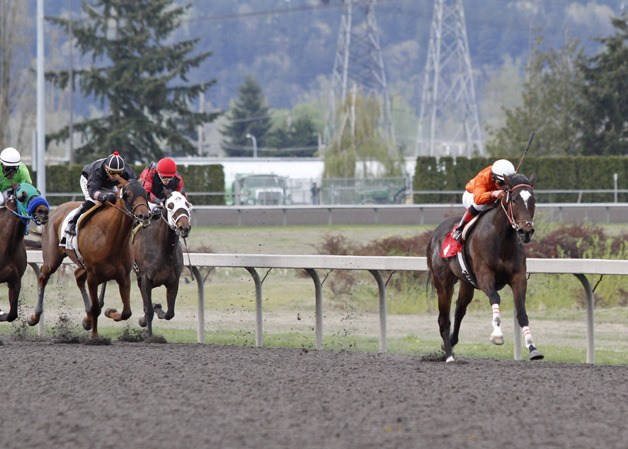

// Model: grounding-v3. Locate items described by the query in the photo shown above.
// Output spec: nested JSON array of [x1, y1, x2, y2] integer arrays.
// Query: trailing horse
[[28, 178, 150, 338], [427, 173, 544, 362], [132, 191, 192, 337], [0, 183, 49, 322]]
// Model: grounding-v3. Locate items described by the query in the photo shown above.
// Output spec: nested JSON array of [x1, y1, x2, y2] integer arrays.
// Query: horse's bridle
[[500, 183, 535, 232], [107, 183, 150, 224]]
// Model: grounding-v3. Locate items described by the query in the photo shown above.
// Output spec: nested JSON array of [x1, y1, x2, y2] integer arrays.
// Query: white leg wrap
[[490, 304, 504, 345], [522, 326, 534, 348]]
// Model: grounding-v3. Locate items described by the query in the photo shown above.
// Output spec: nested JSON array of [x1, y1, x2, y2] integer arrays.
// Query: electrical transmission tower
[[415, 0, 484, 157], [327, 0, 395, 146]]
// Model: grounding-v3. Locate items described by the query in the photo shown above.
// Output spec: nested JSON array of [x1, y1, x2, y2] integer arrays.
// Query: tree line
[[0, 1, 625, 173]]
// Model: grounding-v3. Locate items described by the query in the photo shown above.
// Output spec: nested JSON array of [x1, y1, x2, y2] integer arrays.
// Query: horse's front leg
[[450, 282, 475, 348], [160, 280, 178, 321], [512, 274, 544, 360], [137, 277, 155, 337], [104, 275, 132, 322]]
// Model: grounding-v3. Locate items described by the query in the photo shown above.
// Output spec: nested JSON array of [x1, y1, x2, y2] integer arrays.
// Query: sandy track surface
[[0, 340, 625, 449]]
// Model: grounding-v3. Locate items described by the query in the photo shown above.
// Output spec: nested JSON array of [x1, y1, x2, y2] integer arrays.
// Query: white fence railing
[[26, 251, 627, 364]]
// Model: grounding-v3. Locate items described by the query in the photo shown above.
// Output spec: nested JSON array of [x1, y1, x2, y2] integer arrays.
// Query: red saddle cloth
[[440, 227, 462, 258]]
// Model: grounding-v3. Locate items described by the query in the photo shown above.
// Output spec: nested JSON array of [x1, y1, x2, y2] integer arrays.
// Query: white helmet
[[0, 147, 21, 167], [491, 159, 515, 180]]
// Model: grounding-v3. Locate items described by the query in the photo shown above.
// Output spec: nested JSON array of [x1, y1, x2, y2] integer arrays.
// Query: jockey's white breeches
[[462, 190, 490, 211]]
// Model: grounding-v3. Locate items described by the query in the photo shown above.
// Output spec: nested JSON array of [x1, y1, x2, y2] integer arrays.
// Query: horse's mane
[[508, 173, 530, 186]]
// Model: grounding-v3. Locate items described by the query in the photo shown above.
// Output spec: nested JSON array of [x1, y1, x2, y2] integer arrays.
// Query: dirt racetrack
[[0, 339, 625, 449]]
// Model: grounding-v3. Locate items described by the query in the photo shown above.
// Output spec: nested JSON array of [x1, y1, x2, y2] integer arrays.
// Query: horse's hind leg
[[0, 279, 21, 322], [29, 255, 65, 326], [74, 267, 93, 331], [86, 275, 102, 338], [450, 282, 475, 348], [435, 278, 456, 363]]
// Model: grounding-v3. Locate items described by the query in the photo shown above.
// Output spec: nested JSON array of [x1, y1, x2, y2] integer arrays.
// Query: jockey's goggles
[[105, 167, 123, 177], [2, 164, 18, 174], [492, 175, 506, 187], [159, 174, 173, 184]]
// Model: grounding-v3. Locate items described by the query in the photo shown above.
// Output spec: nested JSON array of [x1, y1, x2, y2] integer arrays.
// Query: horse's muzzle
[[137, 214, 151, 228], [517, 225, 535, 244], [177, 224, 191, 239], [33, 209, 50, 226]]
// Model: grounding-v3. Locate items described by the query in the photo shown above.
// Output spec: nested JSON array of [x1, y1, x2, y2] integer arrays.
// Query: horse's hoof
[[139, 316, 147, 327], [490, 335, 504, 345], [0, 311, 8, 322], [27, 314, 40, 326], [104, 308, 117, 318], [529, 347, 544, 360], [445, 356, 455, 363], [82, 318, 92, 331]]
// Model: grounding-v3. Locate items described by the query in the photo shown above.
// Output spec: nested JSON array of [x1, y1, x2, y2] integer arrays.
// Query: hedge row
[[413, 156, 628, 203], [29, 164, 225, 206]]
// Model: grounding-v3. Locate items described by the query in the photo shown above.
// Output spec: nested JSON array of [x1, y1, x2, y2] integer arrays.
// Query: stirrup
[[451, 228, 463, 243]]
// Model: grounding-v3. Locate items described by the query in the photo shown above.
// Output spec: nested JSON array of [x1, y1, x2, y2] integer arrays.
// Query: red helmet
[[157, 157, 177, 177]]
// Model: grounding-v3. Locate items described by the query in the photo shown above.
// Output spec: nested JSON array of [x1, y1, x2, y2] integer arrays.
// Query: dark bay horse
[[28, 178, 150, 338], [132, 191, 192, 337], [427, 173, 543, 362], [0, 183, 49, 322]]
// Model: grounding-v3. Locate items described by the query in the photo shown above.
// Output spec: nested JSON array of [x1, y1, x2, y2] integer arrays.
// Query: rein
[[107, 185, 149, 222], [500, 183, 534, 232]]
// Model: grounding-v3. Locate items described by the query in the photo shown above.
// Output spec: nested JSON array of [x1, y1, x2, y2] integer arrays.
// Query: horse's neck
[[155, 216, 179, 254], [101, 208, 134, 242], [0, 209, 26, 253], [482, 206, 517, 246]]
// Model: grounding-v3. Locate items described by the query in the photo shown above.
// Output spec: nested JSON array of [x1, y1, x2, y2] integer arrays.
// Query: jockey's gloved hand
[[99, 192, 116, 203]]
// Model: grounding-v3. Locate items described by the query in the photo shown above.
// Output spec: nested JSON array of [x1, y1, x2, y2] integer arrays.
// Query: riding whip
[[515, 131, 536, 172]]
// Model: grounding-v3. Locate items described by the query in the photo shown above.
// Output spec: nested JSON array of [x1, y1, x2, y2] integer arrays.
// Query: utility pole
[[415, 0, 484, 158], [36, 0, 46, 195], [327, 0, 395, 147]]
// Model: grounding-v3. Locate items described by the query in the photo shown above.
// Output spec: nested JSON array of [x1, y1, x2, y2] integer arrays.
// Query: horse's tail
[[424, 270, 433, 296]]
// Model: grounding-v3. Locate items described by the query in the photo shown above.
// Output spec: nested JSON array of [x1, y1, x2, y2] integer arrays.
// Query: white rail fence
[[26, 251, 627, 364]]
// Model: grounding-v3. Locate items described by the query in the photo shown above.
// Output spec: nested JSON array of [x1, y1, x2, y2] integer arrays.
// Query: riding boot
[[452, 206, 479, 243], [67, 201, 93, 235]]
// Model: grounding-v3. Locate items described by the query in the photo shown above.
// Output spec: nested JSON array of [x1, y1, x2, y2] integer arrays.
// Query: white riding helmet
[[0, 147, 21, 166], [491, 159, 515, 180]]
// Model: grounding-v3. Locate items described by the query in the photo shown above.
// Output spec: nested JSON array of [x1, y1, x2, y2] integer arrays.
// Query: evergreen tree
[[577, 15, 628, 155], [265, 109, 319, 157], [221, 76, 272, 157], [46, 0, 219, 163]]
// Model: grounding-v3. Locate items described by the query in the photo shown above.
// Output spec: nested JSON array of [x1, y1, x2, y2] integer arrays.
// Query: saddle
[[59, 203, 105, 249], [440, 215, 480, 258]]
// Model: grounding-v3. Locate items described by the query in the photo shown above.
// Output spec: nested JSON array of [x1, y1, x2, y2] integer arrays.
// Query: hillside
[[27, 0, 624, 158]]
